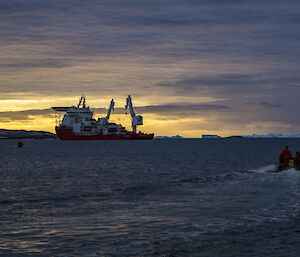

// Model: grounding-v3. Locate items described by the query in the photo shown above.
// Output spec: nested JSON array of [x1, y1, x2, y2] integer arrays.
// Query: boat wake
[[249, 164, 298, 173], [248, 164, 277, 173]]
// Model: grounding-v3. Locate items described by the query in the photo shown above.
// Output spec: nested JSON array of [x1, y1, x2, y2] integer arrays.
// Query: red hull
[[55, 126, 154, 140]]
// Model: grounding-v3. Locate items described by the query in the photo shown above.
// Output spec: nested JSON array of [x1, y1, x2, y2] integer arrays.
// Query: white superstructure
[[52, 96, 126, 136]]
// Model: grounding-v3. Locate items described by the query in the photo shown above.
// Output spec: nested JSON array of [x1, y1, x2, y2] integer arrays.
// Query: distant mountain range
[[0, 129, 56, 139]]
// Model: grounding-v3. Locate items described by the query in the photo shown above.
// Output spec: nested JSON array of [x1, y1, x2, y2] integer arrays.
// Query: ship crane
[[98, 99, 115, 125], [106, 99, 115, 120], [125, 95, 143, 134]]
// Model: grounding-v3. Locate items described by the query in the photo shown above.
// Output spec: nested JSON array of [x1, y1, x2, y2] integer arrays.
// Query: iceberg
[[244, 132, 300, 138], [289, 132, 300, 138], [202, 134, 222, 139], [154, 135, 184, 139]]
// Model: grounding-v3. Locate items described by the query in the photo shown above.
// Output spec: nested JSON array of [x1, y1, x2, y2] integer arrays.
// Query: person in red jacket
[[279, 146, 292, 167]]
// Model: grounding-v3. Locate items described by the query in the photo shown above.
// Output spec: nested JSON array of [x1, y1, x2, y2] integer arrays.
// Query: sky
[[0, 0, 300, 137]]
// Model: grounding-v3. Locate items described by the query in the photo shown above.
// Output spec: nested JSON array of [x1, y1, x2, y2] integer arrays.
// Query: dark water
[[1, 138, 300, 256]]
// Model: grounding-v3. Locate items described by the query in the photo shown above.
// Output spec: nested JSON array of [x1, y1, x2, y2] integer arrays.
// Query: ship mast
[[125, 95, 143, 133], [77, 95, 86, 108]]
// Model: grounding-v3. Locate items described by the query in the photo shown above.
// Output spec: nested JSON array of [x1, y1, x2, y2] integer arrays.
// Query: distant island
[[0, 129, 56, 139]]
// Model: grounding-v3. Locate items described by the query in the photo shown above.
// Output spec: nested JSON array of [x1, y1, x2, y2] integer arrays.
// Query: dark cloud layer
[[0, 103, 228, 122], [156, 73, 300, 110], [0, 109, 53, 122], [2, 0, 300, 59]]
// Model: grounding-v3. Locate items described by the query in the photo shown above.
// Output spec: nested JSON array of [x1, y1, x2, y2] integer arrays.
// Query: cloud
[[0, 109, 53, 121], [0, 58, 71, 69], [154, 73, 300, 109], [0, 102, 228, 122], [260, 102, 284, 108]]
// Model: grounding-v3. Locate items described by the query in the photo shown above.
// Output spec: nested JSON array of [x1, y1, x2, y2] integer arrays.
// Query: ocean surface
[[1, 138, 300, 256]]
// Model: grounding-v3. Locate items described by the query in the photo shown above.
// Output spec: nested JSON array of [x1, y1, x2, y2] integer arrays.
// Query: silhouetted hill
[[0, 129, 56, 139]]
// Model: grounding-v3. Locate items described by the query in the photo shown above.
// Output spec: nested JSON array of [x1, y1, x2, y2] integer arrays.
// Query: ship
[[51, 95, 154, 140]]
